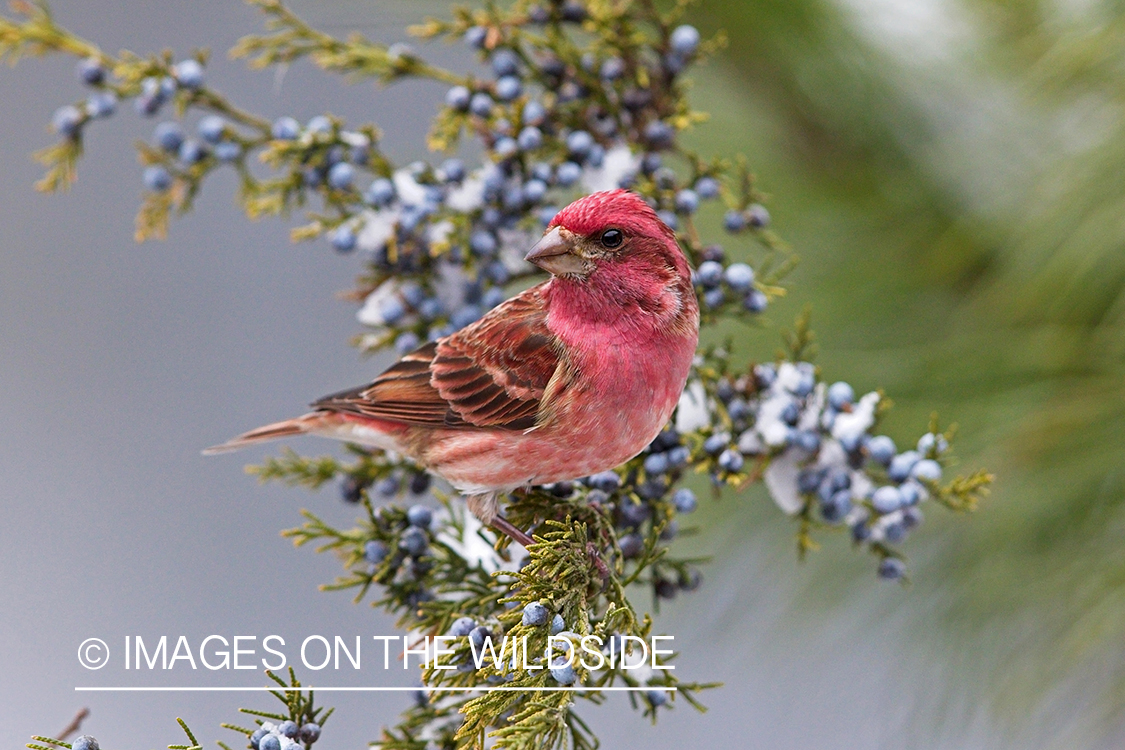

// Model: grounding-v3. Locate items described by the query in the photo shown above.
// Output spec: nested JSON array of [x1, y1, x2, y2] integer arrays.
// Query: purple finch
[[206, 190, 700, 544]]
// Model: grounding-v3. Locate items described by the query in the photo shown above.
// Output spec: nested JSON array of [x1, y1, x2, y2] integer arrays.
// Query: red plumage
[[206, 189, 699, 544]]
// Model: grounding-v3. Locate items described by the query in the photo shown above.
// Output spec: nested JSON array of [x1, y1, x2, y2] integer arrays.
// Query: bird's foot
[[465, 491, 534, 547], [491, 515, 534, 547]]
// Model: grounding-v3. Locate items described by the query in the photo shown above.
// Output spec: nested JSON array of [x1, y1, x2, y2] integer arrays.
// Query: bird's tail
[[202, 413, 323, 455]]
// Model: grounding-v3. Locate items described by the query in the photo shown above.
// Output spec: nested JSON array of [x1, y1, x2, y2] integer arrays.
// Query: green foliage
[[248, 448, 349, 490], [221, 669, 334, 740], [5, 0, 994, 747], [691, 0, 1124, 737], [28, 671, 332, 750], [232, 0, 462, 84]]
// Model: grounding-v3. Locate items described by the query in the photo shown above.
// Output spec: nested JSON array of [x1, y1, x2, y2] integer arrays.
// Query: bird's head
[[525, 190, 690, 284]]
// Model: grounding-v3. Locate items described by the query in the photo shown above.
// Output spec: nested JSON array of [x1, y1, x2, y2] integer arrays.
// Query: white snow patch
[[581, 144, 639, 193], [339, 130, 370, 148], [357, 278, 400, 327], [755, 392, 795, 448], [446, 173, 485, 212], [393, 167, 429, 207], [675, 380, 710, 432], [357, 208, 400, 253], [764, 449, 804, 515], [427, 219, 454, 247], [831, 391, 881, 444], [737, 429, 763, 455], [435, 508, 509, 573]]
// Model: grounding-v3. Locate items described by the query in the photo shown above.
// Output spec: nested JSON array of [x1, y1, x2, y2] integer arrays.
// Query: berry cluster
[[8, 0, 991, 746], [144, 111, 250, 191], [679, 359, 967, 577], [249, 720, 321, 750], [581, 436, 704, 599], [335, 16, 775, 350], [362, 503, 440, 608], [440, 598, 673, 697], [693, 253, 768, 313], [51, 55, 205, 144], [343, 468, 431, 504], [39, 5, 780, 351], [447, 614, 498, 674]]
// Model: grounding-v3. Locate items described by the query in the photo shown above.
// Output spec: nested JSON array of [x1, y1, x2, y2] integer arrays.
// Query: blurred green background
[[683, 0, 1125, 742], [3, 0, 1123, 747]]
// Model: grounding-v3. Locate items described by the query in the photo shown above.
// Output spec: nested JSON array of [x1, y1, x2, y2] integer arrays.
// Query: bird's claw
[[491, 515, 534, 547]]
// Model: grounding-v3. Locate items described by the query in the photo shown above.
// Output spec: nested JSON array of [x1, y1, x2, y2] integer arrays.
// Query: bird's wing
[[312, 284, 562, 430]]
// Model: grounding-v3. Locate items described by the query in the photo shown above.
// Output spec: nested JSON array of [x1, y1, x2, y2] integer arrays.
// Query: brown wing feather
[[312, 341, 453, 425], [312, 285, 562, 431]]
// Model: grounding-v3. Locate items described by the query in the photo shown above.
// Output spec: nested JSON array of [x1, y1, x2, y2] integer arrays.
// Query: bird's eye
[[600, 228, 623, 249]]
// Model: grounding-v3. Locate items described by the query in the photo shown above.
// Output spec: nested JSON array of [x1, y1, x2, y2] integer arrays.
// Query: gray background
[[0, 1, 1021, 748]]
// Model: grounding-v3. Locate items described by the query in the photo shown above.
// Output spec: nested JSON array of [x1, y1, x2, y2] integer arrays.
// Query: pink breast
[[428, 325, 695, 492]]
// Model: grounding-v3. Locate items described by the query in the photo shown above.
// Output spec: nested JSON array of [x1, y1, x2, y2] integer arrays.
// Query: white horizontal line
[[75, 686, 675, 692]]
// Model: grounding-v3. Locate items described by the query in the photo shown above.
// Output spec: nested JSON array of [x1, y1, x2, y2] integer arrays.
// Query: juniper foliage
[[4, 0, 991, 748]]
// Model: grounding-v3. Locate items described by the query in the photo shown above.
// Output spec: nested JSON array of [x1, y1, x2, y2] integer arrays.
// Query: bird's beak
[[524, 226, 588, 277]]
